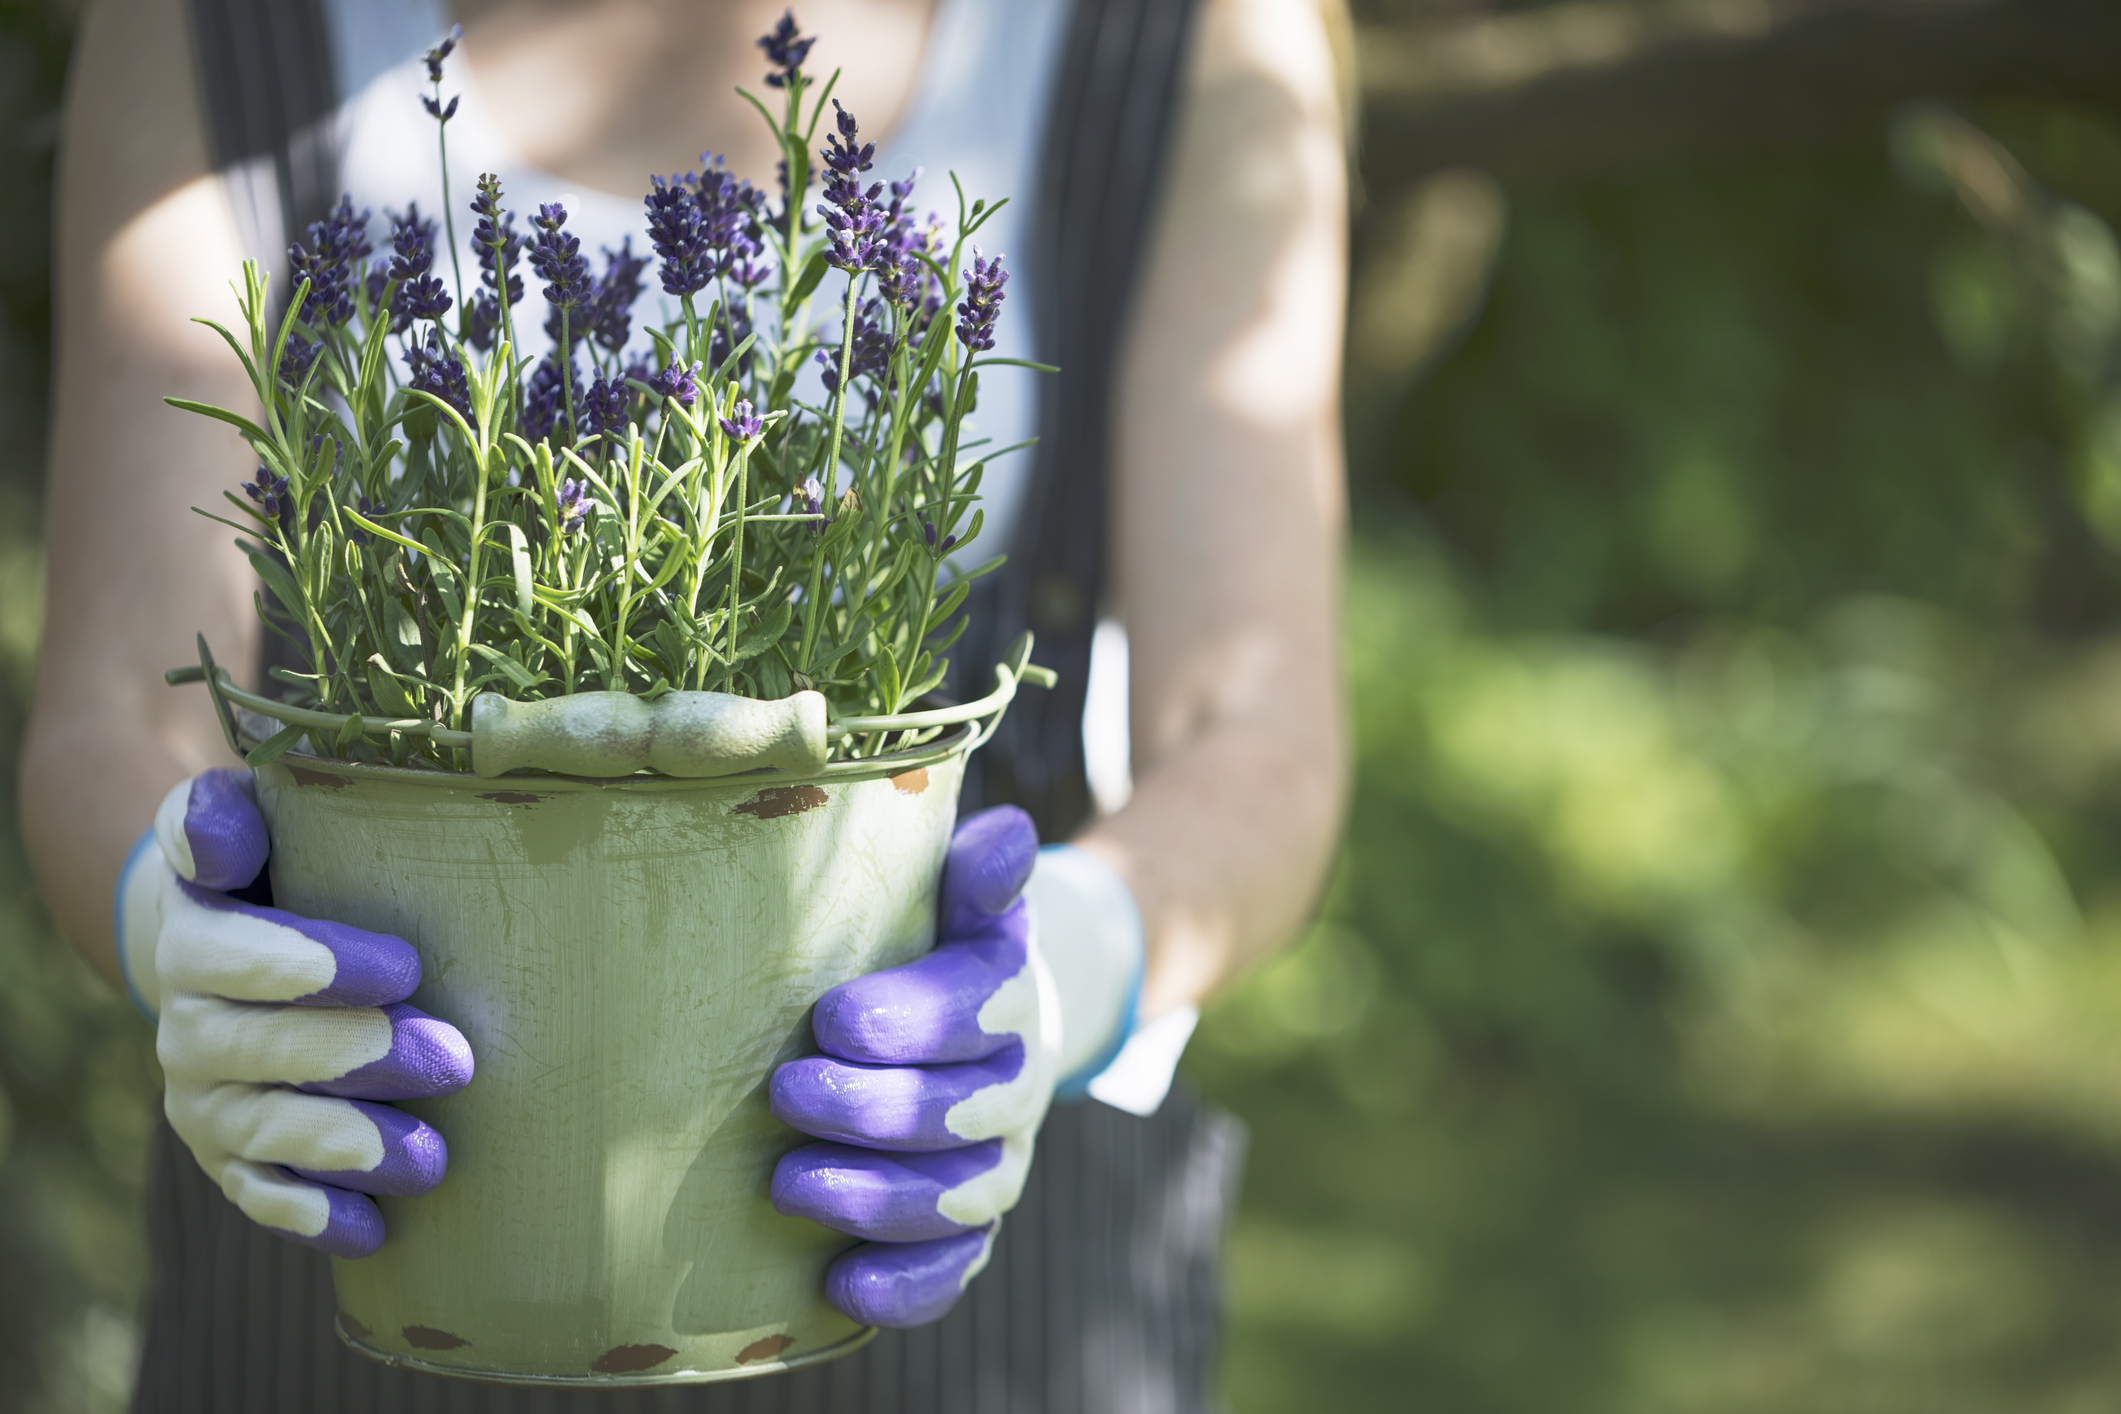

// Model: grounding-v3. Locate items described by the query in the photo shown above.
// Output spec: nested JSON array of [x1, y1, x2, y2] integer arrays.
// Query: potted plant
[[163, 17, 1050, 1385]]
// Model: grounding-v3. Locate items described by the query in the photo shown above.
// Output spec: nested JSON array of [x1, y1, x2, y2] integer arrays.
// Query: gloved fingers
[[824, 1225, 998, 1329], [167, 1082, 447, 1197], [772, 1139, 1005, 1242], [159, 870, 421, 1007], [155, 768, 270, 891], [938, 807, 1037, 935], [218, 1158, 386, 1259], [770, 1043, 1045, 1150], [159, 995, 474, 1100], [811, 905, 1035, 1066]]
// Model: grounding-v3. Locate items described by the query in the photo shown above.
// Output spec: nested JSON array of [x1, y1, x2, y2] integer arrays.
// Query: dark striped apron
[[138, 2, 1238, 1410]]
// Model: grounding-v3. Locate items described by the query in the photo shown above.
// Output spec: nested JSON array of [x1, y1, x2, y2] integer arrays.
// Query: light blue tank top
[[314, 0, 1071, 551]]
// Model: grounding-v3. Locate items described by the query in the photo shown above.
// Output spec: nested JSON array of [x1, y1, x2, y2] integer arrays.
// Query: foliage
[[184, 25, 1023, 770], [1191, 100, 2121, 1412], [0, 3, 157, 1410]]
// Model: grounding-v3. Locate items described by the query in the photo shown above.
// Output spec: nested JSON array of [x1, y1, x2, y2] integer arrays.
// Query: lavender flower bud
[[241, 468, 289, 517], [649, 358, 702, 406], [421, 93, 460, 122], [800, 474, 828, 534], [557, 476, 595, 534], [424, 24, 462, 83], [758, 10, 816, 89], [719, 399, 764, 441], [279, 335, 321, 390], [346, 494, 386, 546]]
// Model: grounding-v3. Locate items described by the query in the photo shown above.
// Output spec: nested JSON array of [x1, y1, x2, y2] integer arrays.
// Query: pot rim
[[178, 631, 1049, 785], [246, 710, 978, 794]]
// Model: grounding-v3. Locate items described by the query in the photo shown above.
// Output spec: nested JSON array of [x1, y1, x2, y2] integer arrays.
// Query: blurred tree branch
[[1358, 0, 2121, 195]]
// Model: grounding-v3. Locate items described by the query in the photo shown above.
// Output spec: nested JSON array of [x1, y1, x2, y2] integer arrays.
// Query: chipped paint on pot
[[250, 732, 973, 1385]]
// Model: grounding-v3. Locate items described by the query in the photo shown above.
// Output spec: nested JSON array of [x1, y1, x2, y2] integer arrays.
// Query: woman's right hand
[[119, 768, 474, 1258]]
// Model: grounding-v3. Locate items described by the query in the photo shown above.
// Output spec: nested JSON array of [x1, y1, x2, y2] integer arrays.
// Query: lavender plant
[[174, 15, 1044, 770]]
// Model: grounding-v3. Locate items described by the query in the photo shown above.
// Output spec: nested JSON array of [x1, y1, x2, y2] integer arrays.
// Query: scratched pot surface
[[253, 752, 963, 1384]]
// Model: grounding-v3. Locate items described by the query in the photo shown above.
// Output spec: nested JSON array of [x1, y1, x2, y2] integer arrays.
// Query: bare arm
[[20, 0, 260, 985], [1079, 0, 1349, 1017]]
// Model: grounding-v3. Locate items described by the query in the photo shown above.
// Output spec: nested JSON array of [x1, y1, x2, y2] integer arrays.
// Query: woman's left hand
[[769, 806, 1120, 1328]]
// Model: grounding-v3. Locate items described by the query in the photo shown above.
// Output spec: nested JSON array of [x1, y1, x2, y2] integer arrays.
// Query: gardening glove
[[770, 805, 1171, 1328], [114, 768, 474, 1259]]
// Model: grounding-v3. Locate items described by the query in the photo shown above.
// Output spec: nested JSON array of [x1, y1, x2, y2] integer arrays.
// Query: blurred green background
[[10, 0, 2121, 1409]]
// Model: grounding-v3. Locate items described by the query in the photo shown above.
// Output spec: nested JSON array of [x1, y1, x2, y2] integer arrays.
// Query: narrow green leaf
[[468, 642, 541, 692], [505, 524, 535, 619], [166, 397, 272, 443], [245, 724, 308, 767], [788, 249, 831, 308]]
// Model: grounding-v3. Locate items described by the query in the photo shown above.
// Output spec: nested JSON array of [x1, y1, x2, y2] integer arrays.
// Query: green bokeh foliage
[[1191, 97, 2121, 1414]]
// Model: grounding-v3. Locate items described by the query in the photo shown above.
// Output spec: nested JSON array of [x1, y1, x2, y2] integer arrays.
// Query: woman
[[22, 0, 1348, 1406]]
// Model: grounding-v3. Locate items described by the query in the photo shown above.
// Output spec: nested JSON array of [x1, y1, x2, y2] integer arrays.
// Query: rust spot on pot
[[889, 767, 929, 794], [737, 1333, 795, 1364], [477, 791, 545, 807], [734, 785, 828, 819], [285, 765, 349, 790], [591, 1343, 678, 1374], [401, 1325, 469, 1350], [339, 1313, 372, 1340]]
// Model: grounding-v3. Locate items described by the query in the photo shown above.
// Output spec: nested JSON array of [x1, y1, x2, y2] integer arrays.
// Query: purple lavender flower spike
[[523, 356, 577, 444], [404, 334, 472, 422], [279, 335, 321, 389], [468, 175, 524, 352], [529, 203, 593, 321], [646, 175, 713, 297], [758, 10, 815, 88], [955, 250, 1008, 352], [826, 1228, 997, 1329], [287, 195, 373, 328], [386, 204, 452, 329], [423, 23, 462, 83], [269, 1183, 387, 1260], [174, 767, 270, 890], [300, 1002, 475, 1101], [769, 1043, 1024, 1150], [772, 1139, 1000, 1241], [169, 882, 423, 1006], [285, 1100, 450, 1197], [581, 375, 631, 442], [589, 237, 648, 351]]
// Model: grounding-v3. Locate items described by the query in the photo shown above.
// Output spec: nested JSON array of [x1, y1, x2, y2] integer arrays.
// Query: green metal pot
[[255, 735, 963, 1384], [175, 635, 1050, 1387]]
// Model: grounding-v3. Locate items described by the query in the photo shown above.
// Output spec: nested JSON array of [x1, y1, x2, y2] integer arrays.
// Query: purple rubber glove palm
[[770, 806, 1063, 1328], [116, 769, 473, 1258]]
